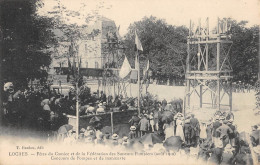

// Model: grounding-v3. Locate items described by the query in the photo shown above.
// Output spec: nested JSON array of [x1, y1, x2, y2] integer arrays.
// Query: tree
[[41, 0, 107, 85], [123, 16, 188, 82], [0, 0, 56, 88], [229, 19, 259, 83]]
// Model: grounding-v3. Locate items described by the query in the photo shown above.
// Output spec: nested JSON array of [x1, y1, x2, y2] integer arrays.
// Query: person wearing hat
[[216, 120, 233, 148], [190, 114, 200, 147], [121, 136, 130, 148], [250, 125, 259, 147], [96, 103, 105, 114], [138, 115, 149, 137], [212, 116, 222, 143], [184, 119, 191, 145], [129, 126, 137, 139], [149, 112, 155, 132], [227, 120, 237, 147], [111, 133, 119, 146], [129, 112, 141, 137]]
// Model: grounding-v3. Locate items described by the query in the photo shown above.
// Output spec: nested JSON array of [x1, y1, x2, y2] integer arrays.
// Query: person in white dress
[[175, 114, 185, 141], [163, 121, 174, 140], [149, 112, 155, 132]]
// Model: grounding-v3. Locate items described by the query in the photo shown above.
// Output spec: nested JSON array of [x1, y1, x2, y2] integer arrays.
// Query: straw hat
[[86, 126, 92, 131], [219, 116, 225, 120], [80, 128, 86, 133], [122, 136, 128, 141], [112, 133, 119, 140], [130, 126, 136, 131], [185, 119, 190, 124], [43, 104, 51, 111]]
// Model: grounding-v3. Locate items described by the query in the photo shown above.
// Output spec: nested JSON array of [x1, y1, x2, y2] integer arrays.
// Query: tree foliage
[[124, 16, 259, 83], [0, 0, 56, 87], [123, 16, 188, 81], [229, 19, 259, 83]]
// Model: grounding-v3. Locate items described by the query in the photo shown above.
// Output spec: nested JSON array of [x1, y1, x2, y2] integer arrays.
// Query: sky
[[39, 0, 260, 36]]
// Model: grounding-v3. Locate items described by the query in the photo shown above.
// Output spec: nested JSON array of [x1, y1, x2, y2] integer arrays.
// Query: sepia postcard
[[0, 0, 259, 164]]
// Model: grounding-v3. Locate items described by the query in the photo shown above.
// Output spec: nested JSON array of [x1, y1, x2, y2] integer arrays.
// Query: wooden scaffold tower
[[184, 18, 233, 112], [102, 28, 130, 99]]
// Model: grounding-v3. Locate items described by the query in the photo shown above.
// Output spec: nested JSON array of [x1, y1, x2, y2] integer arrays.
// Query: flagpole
[[76, 45, 80, 139], [137, 50, 140, 115]]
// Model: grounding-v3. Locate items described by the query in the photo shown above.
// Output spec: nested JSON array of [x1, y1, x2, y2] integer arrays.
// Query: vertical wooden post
[[111, 112, 114, 134], [76, 82, 79, 139], [198, 18, 201, 70], [98, 78, 100, 97], [186, 20, 191, 110], [216, 18, 221, 110], [137, 50, 141, 115], [229, 81, 232, 111], [217, 18, 220, 71], [113, 77, 116, 99], [200, 85, 203, 108], [206, 18, 209, 71]]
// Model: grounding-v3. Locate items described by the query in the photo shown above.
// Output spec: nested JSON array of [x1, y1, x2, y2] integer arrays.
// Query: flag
[[143, 60, 149, 77], [68, 57, 71, 68], [69, 42, 74, 57], [146, 60, 149, 72], [135, 54, 139, 70], [67, 57, 71, 82], [119, 56, 132, 79], [135, 30, 143, 51], [72, 55, 76, 77], [79, 57, 82, 69]]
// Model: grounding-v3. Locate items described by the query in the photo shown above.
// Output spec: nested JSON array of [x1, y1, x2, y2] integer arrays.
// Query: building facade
[[50, 17, 121, 71]]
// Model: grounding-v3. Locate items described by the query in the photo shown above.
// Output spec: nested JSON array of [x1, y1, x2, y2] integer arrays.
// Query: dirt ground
[[88, 83, 259, 133]]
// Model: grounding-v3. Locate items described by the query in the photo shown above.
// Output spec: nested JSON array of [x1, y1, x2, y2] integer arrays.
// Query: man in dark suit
[[212, 116, 222, 144], [190, 114, 200, 147]]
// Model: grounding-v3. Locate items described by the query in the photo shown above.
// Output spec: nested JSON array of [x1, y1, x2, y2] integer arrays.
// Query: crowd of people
[[2, 82, 259, 164], [1, 82, 134, 132], [232, 81, 254, 93], [59, 109, 259, 165]]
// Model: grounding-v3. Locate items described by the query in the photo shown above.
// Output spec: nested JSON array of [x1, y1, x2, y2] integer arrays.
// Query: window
[[85, 62, 88, 68], [85, 44, 87, 52], [95, 62, 99, 68]]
